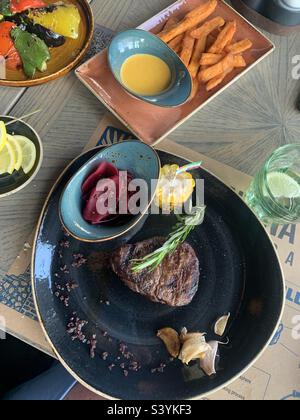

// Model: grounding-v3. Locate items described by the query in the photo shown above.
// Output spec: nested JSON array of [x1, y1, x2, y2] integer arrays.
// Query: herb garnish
[[131, 205, 206, 273]]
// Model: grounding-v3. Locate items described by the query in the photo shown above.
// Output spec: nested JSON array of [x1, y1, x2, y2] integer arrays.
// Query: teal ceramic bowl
[[59, 141, 161, 244], [108, 29, 192, 108]]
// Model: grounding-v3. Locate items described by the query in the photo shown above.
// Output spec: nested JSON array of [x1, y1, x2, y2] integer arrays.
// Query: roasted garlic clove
[[214, 313, 230, 337], [180, 327, 188, 342], [180, 328, 205, 343], [200, 341, 218, 376], [179, 334, 210, 365], [157, 328, 181, 358]]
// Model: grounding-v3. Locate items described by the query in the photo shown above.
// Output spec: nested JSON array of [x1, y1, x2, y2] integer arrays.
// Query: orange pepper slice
[[0, 22, 22, 70]]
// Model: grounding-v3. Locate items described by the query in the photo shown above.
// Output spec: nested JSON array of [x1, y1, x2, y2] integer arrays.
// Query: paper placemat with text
[[0, 111, 299, 400]]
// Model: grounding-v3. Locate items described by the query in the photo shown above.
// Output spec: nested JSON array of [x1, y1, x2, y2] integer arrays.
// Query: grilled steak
[[110, 237, 200, 307]]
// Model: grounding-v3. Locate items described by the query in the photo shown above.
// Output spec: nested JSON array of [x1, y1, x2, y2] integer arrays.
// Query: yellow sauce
[[121, 54, 171, 96]]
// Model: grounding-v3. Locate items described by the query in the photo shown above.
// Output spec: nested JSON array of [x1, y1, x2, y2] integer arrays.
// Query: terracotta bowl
[[0, 0, 94, 87]]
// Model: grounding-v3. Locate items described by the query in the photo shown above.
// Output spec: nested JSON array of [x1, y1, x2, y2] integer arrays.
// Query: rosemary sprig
[[131, 205, 206, 273]]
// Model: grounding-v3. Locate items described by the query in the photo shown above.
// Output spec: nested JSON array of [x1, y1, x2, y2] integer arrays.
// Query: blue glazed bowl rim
[[107, 29, 193, 108], [59, 141, 161, 243]]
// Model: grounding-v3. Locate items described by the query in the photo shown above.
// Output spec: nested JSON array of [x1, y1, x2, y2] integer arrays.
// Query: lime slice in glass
[[267, 171, 300, 199]]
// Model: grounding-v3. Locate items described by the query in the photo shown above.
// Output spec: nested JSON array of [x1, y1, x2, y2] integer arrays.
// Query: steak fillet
[[110, 237, 200, 307]]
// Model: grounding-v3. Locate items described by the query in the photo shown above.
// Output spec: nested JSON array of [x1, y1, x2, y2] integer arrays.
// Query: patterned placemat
[[85, 24, 115, 61]]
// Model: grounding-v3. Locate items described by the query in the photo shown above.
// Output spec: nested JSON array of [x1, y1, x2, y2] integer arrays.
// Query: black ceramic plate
[[32, 147, 285, 400]]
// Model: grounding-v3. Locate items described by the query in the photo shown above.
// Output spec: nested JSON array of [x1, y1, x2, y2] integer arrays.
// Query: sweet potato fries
[[158, 0, 253, 95], [159, 0, 218, 43]]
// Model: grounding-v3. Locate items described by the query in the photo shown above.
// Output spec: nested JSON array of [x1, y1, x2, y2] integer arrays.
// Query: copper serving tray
[[76, 0, 274, 146]]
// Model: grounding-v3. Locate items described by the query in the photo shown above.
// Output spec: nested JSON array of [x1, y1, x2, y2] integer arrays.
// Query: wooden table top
[[0, 0, 299, 294]]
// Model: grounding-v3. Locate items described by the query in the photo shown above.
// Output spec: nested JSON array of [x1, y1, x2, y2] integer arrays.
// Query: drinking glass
[[245, 144, 300, 225]]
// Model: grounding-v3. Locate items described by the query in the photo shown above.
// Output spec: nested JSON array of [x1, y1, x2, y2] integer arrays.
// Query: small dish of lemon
[[0, 117, 43, 198]]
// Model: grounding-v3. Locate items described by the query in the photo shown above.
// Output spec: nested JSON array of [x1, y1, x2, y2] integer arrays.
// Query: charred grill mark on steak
[[110, 237, 200, 307]]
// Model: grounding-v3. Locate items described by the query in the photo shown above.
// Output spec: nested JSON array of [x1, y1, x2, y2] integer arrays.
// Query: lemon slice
[[13, 135, 37, 174], [267, 172, 300, 199], [7, 134, 23, 171], [0, 141, 16, 175], [0, 121, 8, 153]]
